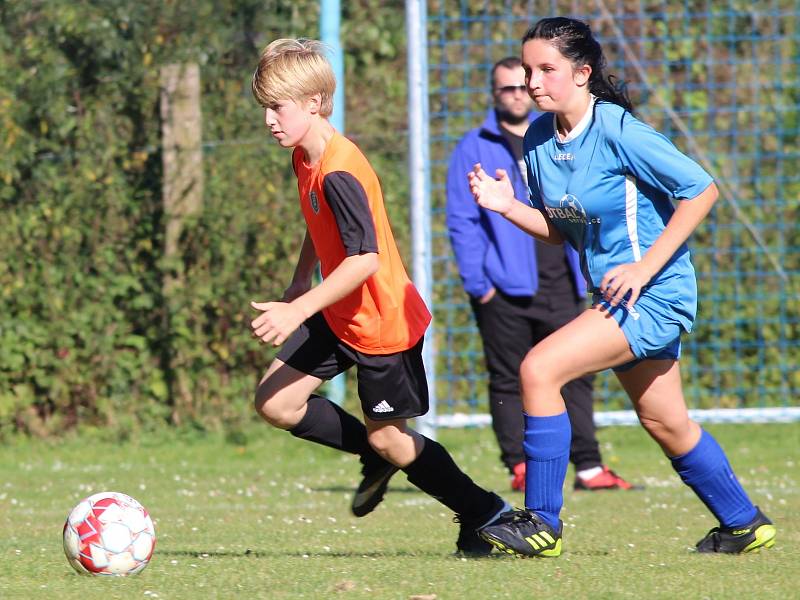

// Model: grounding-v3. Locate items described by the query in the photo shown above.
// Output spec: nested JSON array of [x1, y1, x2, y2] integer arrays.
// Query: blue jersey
[[523, 99, 713, 333]]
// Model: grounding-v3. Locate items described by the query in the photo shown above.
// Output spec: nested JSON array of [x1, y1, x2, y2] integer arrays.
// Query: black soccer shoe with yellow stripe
[[695, 506, 776, 554], [478, 508, 562, 558]]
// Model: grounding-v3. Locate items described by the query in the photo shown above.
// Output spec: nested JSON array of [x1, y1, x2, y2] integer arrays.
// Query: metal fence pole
[[321, 0, 347, 406], [406, 0, 436, 439]]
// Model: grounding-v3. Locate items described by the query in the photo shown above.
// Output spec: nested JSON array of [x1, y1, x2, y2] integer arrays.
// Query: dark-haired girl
[[469, 17, 775, 557]]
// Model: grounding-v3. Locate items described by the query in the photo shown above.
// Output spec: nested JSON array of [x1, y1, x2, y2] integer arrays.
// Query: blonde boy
[[249, 38, 509, 555]]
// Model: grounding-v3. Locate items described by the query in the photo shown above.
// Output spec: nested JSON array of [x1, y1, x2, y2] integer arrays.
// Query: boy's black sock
[[402, 436, 495, 520], [289, 394, 374, 457]]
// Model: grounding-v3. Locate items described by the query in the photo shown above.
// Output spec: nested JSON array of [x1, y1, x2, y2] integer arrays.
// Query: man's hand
[[478, 287, 497, 304], [250, 301, 306, 346]]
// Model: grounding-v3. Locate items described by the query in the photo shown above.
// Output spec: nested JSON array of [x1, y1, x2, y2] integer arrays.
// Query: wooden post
[[160, 63, 203, 423], [160, 63, 203, 290]]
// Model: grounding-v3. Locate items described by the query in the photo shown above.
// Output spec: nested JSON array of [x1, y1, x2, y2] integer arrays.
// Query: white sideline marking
[[433, 407, 800, 428]]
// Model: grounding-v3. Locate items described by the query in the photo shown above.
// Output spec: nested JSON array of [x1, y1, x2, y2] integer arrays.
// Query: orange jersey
[[292, 132, 431, 354]]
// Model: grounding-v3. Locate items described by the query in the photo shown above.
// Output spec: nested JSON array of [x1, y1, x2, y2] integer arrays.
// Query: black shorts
[[277, 312, 429, 421]]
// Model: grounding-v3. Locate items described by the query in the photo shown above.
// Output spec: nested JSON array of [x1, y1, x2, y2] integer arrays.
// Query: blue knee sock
[[523, 412, 571, 529], [670, 429, 757, 528]]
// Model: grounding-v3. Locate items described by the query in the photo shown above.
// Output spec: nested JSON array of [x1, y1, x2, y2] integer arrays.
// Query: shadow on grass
[[311, 485, 421, 494], [158, 549, 510, 559], [558, 549, 614, 557]]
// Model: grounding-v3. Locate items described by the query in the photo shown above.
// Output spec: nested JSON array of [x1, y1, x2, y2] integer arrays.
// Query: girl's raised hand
[[468, 163, 516, 216]]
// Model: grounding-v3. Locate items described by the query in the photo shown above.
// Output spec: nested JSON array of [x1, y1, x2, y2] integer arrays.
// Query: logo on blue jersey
[[549, 194, 601, 225], [545, 194, 589, 224], [309, 191, 320, 214], [544, 194, 599, 245], [553, 152, 574, 161]]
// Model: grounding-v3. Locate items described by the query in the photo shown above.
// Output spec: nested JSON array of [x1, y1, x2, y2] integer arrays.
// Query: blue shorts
[[593, 281, 695, 372]]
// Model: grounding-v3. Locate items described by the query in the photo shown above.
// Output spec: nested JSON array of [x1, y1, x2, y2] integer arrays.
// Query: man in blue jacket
[[446, 56, 637, 492]]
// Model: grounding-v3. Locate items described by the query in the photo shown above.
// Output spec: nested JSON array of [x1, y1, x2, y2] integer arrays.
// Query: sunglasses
[[495, 84, 527, 94]]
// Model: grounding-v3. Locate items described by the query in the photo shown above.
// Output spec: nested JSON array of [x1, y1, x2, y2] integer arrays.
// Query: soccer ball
[[62, 491, 156, 576]]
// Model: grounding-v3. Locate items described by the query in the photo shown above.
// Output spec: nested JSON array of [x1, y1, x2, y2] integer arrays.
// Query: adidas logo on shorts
[[372, 400, 394, 414]]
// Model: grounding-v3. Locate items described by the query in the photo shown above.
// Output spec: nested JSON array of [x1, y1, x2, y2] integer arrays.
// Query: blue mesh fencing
[[426, 0, 799, 417]]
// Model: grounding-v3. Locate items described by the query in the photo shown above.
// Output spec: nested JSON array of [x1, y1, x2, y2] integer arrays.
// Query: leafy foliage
[[0, 0, 408, 436], [427, 1, 800, 411], [4, 1, 795, 436]]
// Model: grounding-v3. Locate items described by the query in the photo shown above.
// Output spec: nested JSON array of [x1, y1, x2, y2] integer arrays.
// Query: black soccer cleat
[[479, 508, 562, 557], [695, 506, 776, 554], [351, 458, 399, 517], [454, 493, 512, 557]]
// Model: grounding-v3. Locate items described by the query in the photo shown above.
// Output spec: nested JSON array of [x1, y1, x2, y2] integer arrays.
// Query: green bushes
[[5, 1, 794, 437], [0, 1, 409, 436]]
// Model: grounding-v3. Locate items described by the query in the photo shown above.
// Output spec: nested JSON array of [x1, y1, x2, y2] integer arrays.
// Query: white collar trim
[[553, 95, 597, 143]]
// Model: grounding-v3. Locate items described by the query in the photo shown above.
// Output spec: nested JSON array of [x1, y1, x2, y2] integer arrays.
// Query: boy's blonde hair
[[252, 38, 335, 117]]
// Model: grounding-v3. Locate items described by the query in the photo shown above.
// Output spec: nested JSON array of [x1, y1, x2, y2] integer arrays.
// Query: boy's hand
[[250, 301, 305, 346]]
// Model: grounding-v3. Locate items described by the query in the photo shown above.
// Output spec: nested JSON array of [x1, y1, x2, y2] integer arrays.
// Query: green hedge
[[4, 2, 796, 437], [0, 1, 408, 437]]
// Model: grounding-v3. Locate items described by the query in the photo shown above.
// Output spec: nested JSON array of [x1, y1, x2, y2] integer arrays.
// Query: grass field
[[1, 422, 797, 599]]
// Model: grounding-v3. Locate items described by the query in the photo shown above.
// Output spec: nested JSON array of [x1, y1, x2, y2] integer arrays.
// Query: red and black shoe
[[573, 466, 642, 491], [510, 462, 526, 492]]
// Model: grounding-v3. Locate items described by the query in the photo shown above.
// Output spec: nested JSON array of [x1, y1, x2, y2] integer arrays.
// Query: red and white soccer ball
[[62, 491, 156, 576]]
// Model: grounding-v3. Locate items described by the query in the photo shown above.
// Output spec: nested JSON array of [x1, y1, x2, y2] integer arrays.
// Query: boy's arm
[[251, 170, 381, 346], [282, 230, 318, 302], [251, 253, 378, 346], [292, 252, 378, 316]]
